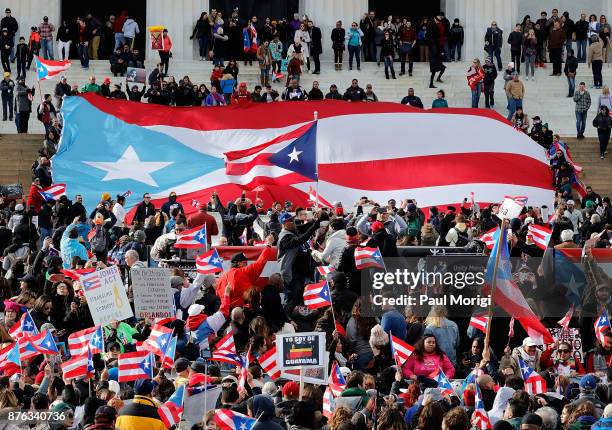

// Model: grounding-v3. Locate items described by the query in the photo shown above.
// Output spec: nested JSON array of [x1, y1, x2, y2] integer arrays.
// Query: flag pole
[[203, 359, 208, 415], [483, 219, 508, 359], [314, 111, 319, 210], [34, 55, 44, 103]]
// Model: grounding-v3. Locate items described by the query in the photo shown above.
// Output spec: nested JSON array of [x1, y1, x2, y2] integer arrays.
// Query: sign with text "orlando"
[[131, 268, 175, 319], [276, 332, 326, 369]]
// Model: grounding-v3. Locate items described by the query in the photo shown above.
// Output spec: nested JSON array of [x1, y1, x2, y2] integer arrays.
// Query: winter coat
[[311, 229, 346, 267], [309, 26, 322, 56]]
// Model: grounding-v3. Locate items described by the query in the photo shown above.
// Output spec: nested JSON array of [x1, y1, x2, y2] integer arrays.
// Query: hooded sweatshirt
[[122, 18, 139, 38], [251, 395, 283, 430]]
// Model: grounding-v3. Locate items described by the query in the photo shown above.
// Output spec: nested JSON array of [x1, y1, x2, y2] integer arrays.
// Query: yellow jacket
[[115, 396, 166, 430]]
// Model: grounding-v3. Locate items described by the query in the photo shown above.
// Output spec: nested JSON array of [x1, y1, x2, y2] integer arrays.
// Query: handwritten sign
[[546, 327, 584, 364], [131, 268, 175, 319], [81, 266, 132, 326], [276, 332, 326, 369]]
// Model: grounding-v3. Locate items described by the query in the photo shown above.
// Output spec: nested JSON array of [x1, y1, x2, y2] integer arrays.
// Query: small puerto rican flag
[[34, 55, 71, 81], [195, 249, 224, 274], [39, 183, 66, 201]]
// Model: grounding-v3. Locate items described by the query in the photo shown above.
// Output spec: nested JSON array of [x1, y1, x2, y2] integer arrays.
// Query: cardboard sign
[[276, 332, 326, 369], [497, 197, 526, 220], [182, 386, 222, 427], [131, 268, 175, 319], [81, 266, 133, 326], [126, 67, 146, 84], [281, 355, 328, 384]]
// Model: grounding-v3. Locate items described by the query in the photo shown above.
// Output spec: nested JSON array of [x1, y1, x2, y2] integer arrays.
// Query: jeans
[[365, 38, 376, 61], [592, 59, 603, 87], [484, 81, 495, 107], [312, 53, 320, 72], [260, 67, 269, 85], [507, 98, 522, 120], [213, 57, 224, 67], [565, 39, 573, 60], [57, 40, 71, 61], [114, 32, 125, 51], [487, 46, 502, 69], [449, 41, 462, 61], [383, 55, 396, 79], [576, 39, 587, 62], [2, 94, 12, 120], [525, 54, 536, 78], [598, 128, 611, 155], [471, 82, 482, 108], [333, 48, 343, 64], [40, 39, 54, 60], [39, 227, 52, 249], [400, 44, 413, 74], [78, 43, 89, 68], [16, 58, 26, 79], [511, 49, 521, 73], [198, 35, 209, 58], [567, 75, 576, 96], [159, 51, 170, 74], [348, 44, 360, 69], [575, 110, 587, 136], [550, 47, 562, 74]]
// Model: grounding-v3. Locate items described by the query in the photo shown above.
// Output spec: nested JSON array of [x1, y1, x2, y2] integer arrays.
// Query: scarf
[[467, 67, 484, 90]]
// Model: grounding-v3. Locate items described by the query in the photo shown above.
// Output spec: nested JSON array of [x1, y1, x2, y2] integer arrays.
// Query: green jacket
[[81, 83, 101, 94], [432, 98, 448, 108], [340, 387, 369, 407]]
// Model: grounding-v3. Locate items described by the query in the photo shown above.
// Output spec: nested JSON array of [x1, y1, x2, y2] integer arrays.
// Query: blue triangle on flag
[[268, 122, 317, 180]]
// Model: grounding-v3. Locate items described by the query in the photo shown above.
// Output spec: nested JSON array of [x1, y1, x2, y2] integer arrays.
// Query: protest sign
[[130, 268, 175, 319], [276, 332, 326, 369], [81, 266, 132, 326], [497, 196, 527, 220], [281, 355, 328, 384], [546, 327, 584, 364], [126, 67, 146, 84], [183, 386, 222, 427]]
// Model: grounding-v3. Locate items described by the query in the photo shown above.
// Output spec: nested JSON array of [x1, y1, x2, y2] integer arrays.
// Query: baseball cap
[[371, 221, 385, 233], [522, 337, 538, 347], [579, 375, 597, 390], [187, 303, 204, 317], [585, 200, 595, 208], [134, 378, 157, 395], [60, 75, 66, 80], [103, 77, 111, 84], [282, 381, 299, 398], [222, 374, 238, 384], [14, 203, 24, 211], [566, 200, 575, 205], [279, 212, 294, 223], [190, 358, 207, 374], [3, 72, 9, 77], [262, 381, 278, 396], [174, 357, 190, 373], [230, 252, 247, 263]]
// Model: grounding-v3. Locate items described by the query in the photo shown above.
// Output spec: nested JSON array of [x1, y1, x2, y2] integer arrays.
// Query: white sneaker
[[532, 76, 535, 81]]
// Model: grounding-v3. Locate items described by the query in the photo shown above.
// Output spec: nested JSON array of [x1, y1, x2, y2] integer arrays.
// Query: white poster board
[[131, 268, 175, 319], [281, 355, 329, 385], [276, 332, 326, 370], [182, 386, 222, 427], [81, 266, 133, 325]]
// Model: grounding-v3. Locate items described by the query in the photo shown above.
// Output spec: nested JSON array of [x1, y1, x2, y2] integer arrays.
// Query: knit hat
[[175, 357, 190, 373], [134, 378, 156, 395], [560, 229, 574, 242], [585, 200, 595, 208], [187, 303, 204, 316], [282, 381, 299, 399], [262, 381, 279, 396]]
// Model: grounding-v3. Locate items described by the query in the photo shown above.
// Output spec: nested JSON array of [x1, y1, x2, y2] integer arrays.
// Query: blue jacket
[[60, 225, 90, 268], [424, 319, 460, 366], [381, 309, 407, 341], [593, 417, 612, 430]]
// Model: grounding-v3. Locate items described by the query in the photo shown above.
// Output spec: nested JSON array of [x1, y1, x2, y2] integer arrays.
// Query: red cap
[[371, 221, 385, 233], [188, 373, 212, 387], [281, 381, 300, 399], [104, 77, 111, 83]]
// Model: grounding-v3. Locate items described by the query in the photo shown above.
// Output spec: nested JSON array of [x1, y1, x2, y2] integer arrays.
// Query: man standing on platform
[[187, 204, 219, 246]]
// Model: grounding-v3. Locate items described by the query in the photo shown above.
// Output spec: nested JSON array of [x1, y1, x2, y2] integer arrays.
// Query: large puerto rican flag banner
[[53, 95, 554, 214], [34, 55, 71, 81]]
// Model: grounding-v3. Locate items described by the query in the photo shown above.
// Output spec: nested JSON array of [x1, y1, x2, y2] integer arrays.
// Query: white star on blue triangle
[[268, 122, 318, 180]]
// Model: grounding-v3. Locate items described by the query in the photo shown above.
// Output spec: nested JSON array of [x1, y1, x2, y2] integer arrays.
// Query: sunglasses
[[558, 349, 570, 353]]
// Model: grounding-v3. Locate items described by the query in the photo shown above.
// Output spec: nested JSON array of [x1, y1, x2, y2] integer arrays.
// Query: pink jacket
[[402, 352, 455, 379]]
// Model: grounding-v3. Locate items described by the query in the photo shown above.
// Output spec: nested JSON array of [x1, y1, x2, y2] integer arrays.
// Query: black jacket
[[54, 82, 71, 99], [325, 90, 343, 100], [309, 26, 322, 55], [564, 55, 578, 75], [483, 63, 498, 83], [0, 16, 18, 36], [331, 27, 346, 50], [0, 34, 14, 53], [343, 86, 366, 102], [56, 25, 72, 43], [575, 19, 589, 40], [308, 87, 323, 100], [449, 24, 464, 44], [133, 201, 156, 224], [15, 42, 28, 62], [484, 27, 503, 49], [507, 31, 523, 50]]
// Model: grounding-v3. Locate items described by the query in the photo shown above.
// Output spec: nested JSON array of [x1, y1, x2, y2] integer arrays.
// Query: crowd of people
[[0, 5, 611, 430]]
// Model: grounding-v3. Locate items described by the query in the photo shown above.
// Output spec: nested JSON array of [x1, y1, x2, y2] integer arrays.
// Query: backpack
[[90, 226, 110, 253], [454, 228, 470, 247]]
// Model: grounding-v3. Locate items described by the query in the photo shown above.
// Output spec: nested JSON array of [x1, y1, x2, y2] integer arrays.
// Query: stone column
[[146, 0, 209, 61], [447, 0, 519, 63], [300, 0, 368, 60]]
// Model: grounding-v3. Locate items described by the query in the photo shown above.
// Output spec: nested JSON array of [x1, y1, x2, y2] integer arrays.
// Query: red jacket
[[215, 246, 274, 307], [540, 346, 585, 375], [26, 183, 45, 213], [186, 210, 219, 244]]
